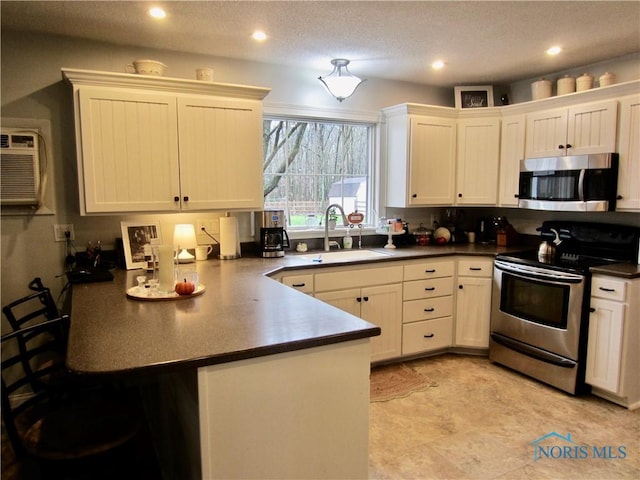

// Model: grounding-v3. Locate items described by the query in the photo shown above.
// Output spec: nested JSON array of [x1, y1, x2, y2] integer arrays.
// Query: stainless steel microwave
[[518, 153, 619, 212]]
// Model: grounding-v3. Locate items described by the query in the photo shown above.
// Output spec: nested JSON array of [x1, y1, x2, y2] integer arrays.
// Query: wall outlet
[[197, 218, 220, 244], [198, 219, 220, 235], [53, 224, 75, 242]]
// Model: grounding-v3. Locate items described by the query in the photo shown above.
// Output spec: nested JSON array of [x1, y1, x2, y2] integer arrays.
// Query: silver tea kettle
[[538, 228, 562, 260]]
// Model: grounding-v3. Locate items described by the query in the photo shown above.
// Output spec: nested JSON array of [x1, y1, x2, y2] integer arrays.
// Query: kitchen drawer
[[457, 258, 494, 278], [404, 261, 454, 281], [591, 276, 627, 302], [281, 274, 314, 294], [403, 296, 453, 323], [402, 317, 453, 355], [314, 265, 403, 292], [403, 277, 453, 301]]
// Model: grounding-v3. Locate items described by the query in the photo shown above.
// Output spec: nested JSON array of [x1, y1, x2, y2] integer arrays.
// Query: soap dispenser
[[343, 228, 353, 249]]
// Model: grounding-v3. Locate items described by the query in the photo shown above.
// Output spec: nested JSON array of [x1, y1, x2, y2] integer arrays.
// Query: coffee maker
[[256, 210, 290, 258]]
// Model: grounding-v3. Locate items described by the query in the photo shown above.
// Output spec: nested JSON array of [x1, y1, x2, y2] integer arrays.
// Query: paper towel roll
[[219, 216, 240, 259]]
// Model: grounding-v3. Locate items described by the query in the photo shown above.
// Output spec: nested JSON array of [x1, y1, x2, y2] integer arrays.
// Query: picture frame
[[120, 221, 162, 270], [454, 86, 494, 109]]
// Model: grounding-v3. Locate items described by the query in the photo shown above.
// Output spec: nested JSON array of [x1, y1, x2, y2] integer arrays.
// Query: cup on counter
[[196, 68, 213, 81], [195, 245, 213, 261], [467, 232, 476, 244]]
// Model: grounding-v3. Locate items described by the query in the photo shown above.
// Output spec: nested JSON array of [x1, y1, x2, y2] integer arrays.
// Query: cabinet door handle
[[469, 267, 482, 271], [363, 296, 369, 302], [356, 297, 362, 302], [425, 269, 436, 273], [589, 307, 596, 313], [412, 193, 417, 198], [616, 195, 623, 200], [514, 194, 519, 198], [459, 285, 463, 289], [598, 287, 615, 292], [558, 144, 565, 149], [183, 196, 189, 202], [292, 283, 306, 288], [424, 287, 435, 291], [174, 196, 180, 202], [424, 307, 435, 312], [565, 144, 572, 149], [424, 333, 435, 338], [458, 193, 463, 198]]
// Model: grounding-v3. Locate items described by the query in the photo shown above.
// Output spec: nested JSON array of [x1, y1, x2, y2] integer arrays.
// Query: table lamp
[[174, 224, 197, 263]]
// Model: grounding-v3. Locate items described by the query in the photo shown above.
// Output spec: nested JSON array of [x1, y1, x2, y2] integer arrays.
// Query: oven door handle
[[494, 260, 584, 284], [491, 333, 577, 368]]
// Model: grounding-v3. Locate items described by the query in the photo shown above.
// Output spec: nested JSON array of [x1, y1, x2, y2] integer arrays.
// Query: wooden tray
[[126, 284, 205, 301]]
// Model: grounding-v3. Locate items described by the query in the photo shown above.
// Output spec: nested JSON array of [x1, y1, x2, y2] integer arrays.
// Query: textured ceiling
[[1, 1, 639, 87]]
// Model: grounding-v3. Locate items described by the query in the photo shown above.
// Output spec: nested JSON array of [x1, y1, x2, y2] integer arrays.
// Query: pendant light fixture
[[318, 58, 366, 102]]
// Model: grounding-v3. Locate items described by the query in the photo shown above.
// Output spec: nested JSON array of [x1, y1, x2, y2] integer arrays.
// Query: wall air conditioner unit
[[1, 128, 41, 206]]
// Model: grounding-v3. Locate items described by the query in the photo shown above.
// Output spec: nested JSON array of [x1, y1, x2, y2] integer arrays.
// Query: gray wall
[[1, 28, 638, 318]]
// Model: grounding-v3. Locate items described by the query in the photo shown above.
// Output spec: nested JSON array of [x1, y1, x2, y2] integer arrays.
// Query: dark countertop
[[590, 262, 640, 279], [72, 240, 635, 377]]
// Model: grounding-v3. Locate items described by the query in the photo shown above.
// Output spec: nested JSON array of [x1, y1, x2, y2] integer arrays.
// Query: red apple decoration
[[175, 278, 196, 296], [436, 236, 447, 245]]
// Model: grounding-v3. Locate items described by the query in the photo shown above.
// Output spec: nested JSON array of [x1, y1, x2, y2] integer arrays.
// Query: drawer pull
[[424, 287, 436, 291], [292, 283, 306, 288], [425, 269, 436, 273], [469, 267, 482, 271], [424, 307, 435, 312], [598, 287, 615, 292], [424, 333, 435, 338]]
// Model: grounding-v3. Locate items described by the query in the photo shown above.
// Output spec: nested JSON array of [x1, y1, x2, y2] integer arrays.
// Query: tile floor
[[369, 354, 640, 480]]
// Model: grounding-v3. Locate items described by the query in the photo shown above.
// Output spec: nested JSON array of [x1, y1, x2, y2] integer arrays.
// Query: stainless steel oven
[[490, 221, 640, 396], [490, 260, 588, 394]]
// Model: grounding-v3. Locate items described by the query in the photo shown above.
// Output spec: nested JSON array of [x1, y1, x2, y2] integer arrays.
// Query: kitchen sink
[[296, 249, 392, 264]]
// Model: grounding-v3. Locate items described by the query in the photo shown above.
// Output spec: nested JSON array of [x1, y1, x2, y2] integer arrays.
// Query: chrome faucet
[[324, 203, 349, 251]]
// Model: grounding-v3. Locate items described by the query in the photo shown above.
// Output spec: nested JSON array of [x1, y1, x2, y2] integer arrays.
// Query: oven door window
[[519, 170, 580, 201], [500, 272, 569, 329]]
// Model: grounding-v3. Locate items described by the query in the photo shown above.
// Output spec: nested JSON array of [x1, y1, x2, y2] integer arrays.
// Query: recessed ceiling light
[[431, 60, 445, 70], [251, 31, 268, 42], [148, 7, 166, 19], [546, 46, 562, 56]]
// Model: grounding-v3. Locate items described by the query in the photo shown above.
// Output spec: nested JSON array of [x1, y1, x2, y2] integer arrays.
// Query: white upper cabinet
[[77, 87, 181, 213], [525, 100, 618, 158], [63, 68, 270, 215], [455, 116, 500, 205], [384, 105, 457, 207], [176, 96, 264, 211], [616, 94, 640, 211], [498, 114, 526, 207]]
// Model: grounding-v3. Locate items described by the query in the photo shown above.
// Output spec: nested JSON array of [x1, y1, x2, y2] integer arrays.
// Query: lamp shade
[[318, 59, 365, 102], [174, 224, 197, 262]]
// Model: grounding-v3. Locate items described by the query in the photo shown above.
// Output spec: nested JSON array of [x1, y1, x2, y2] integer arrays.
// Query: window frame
[[261, 110, 381, 238]]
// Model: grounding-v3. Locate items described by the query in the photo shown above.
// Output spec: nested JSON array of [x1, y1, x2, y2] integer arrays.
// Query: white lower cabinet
[[454, 258, 493, 348], [586, 275, 640, 409], [401, 259, 455, 356], [281, 273, 314, 294], [315, 266, 403, 362]]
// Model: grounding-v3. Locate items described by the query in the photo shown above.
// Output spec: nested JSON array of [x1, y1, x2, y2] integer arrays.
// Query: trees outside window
[[263, 118, 373, 229]]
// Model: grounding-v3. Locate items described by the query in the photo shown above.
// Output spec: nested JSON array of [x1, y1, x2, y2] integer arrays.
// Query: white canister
[[557, 75, 576, 95], [531, 79, 552, 100], [576, 74, 594, 92], [599, 72, 616, 87]]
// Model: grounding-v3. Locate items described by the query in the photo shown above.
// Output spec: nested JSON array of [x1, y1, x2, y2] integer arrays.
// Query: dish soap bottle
[[343, 228, 353, 249]]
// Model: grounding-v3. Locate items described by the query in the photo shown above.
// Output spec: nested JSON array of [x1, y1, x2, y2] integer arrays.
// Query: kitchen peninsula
[[68, 257, 380, 480]]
